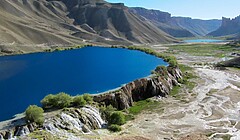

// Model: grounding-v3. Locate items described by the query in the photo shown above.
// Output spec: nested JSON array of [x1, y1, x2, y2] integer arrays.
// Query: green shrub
[[54, 92, 72, 108], [108, 124, 122, 132], [25, 105, 44, 125], [109, 111, 126, 125], [99, 105, 117, 121], [41, 94, 56, 109], [155, 66, 168, 77], [169, 59, 178, 67], [41, 92, 72, 109], [72, 95, 86, 107], [83, 94, 93, 103]]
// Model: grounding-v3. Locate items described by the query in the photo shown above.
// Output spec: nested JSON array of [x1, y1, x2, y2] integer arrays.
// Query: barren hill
[[0, 0, 177, 55]]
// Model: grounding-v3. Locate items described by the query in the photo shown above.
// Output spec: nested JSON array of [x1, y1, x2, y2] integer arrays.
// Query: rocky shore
[[0, 66, 182, 140], [93, 66, 182, 110]]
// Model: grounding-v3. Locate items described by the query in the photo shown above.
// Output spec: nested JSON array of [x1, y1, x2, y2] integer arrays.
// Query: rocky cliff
[[130, 7, 194, 38], [208, 16, 240, 38], [93, 66, 182, 110], [130, 7, 221, 37]]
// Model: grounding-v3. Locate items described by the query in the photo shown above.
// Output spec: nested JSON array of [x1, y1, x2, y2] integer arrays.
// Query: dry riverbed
[[104, 45, 240, 140]]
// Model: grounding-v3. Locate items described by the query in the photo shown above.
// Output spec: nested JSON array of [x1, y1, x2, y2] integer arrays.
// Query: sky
[[106, 0, 240, 20]]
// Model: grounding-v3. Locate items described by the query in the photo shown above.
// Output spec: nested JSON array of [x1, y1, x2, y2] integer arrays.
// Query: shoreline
[[0, 39, 230, 57], [0, 46, 170, 126]]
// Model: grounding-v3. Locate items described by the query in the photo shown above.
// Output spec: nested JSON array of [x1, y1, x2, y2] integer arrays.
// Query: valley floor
[[1, 43, 239, 140], [103, 44, 240, 140]]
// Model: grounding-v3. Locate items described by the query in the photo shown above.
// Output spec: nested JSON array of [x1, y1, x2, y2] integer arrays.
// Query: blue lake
[[184, 39, 225, 43], [0, 47, 167, 121]]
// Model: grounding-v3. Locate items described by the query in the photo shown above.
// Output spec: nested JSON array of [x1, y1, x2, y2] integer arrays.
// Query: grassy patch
[[221, 135, 232, 140], [169, 64, 198, 100], [169, 85, 181, 98], [228, 67, 240, 70], [207, 89, 218, 96], [205, 132, 214, 137], [179, 64, 193, 72], [169, 44, 240, 57], [128, 99, 162, 116], [28, 130, 61, 140]]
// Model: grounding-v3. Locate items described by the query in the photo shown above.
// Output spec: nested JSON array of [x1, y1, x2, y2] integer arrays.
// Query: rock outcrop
[[0, 106, 105, 139], [94, 66, 182, 110], [43, 106, 105, 138], [0, 123, 37, 140], [208, 15, 240, 38], [217, 57, 240, 68]]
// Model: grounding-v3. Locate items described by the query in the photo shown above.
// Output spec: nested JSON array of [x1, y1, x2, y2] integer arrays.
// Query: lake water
[[0, 47, 167, 121], [184, 39, 225, 43]]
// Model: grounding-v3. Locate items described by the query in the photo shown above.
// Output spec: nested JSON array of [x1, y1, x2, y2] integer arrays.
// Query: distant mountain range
[[130, 7, 221, 37], [0, 0, 177, 47], [0, 0, 239, 51], [208, 16, 240, 39]]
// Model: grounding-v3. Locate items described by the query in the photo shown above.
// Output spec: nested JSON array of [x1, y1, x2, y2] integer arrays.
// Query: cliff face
[[130, 7, 194, 38], [130, 7, 171, 23], [208, 16, 240, 37], [170, 17, 221, 36], [94, 66, 182, 110], [130, 7, 221, 37]]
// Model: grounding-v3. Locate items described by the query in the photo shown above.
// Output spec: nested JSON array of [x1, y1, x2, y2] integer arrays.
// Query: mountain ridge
[[0, 0, 178, 55], [130, 7, 221, 37]]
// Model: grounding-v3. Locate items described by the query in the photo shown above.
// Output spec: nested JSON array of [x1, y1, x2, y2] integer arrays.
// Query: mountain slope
[[208, 16, 240, 38], [130, 7, 221, 37], [0, 0, 83, 45], [64, 0, 177, 44], [130, 7, 194, 38], [170, 17, 221, 36], [0, 0, 177, 51]]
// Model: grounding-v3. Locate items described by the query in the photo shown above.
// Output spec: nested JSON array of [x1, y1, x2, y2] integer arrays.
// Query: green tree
[[109, 111, 126, 125], [25, 105, 44, 125], [72, 95, 86, 107]]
